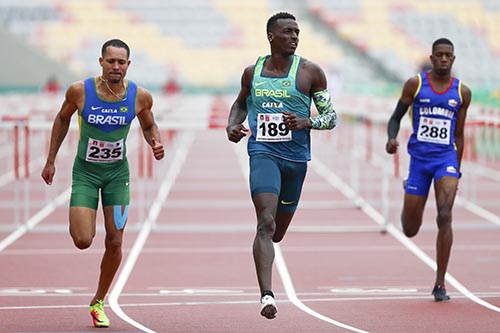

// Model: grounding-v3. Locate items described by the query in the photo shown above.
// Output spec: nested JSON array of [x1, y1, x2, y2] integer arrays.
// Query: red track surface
[[1, 115, 500, 332]]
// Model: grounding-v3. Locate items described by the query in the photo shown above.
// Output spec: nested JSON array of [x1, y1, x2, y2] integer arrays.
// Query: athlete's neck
[[266, 54, 294, 75], [99, 76, 127, 101]]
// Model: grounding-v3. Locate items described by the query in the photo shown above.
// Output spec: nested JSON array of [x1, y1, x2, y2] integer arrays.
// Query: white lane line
[[311, 156, 500, 314], [386, 223, 500, 313], [4, 291, 500, 312], [108, 131, 194, 333], [310, 157, 385, 226], [456, 196, 500, 227], [274, 244, 370, 332], [0, 187, 71, 252], [159, 289, 245, 294]]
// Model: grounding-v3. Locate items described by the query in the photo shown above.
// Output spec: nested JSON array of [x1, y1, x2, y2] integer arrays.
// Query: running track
[[0, 94, 499, 332]]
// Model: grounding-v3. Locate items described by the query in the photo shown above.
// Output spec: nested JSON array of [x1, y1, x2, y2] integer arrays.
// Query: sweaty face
[[430, 44, 455, 76], [100, 46, 130, 83], [269, 18, 299, 55]]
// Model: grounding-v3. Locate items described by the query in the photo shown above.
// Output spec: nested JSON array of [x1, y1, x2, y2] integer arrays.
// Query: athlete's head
[[102, 39, 130, 59], [430, 38, 455, 76], [267, 12, 296, 33], [432, 38, 454, 54], [266, 12, 299, 55], [100, 39, 131, 83]]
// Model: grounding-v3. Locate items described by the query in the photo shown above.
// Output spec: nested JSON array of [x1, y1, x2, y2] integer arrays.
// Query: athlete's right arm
[[41, 82, 82, 185], [226, 66, 253, 143], [385, 76, 418, 154]]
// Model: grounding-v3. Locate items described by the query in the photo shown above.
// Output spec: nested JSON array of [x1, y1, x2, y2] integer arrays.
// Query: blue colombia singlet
[[407, 71, 463, 159], [246, 55, 312, 162], [76, 77, 137, 163]]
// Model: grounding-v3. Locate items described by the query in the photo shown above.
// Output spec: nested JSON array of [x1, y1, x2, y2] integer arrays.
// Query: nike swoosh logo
[[91, 106, 103, 110], [280, 200, 295, 205], [91, 312, 103, 322], [254, 82, 266, 87]]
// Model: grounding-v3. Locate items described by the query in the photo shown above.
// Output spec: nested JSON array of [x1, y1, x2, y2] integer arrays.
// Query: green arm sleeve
[[310, 89, 337, 130]]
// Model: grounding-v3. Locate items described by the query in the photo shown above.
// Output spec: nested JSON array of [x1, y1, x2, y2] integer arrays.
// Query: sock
[[261, 290, 274, 298]]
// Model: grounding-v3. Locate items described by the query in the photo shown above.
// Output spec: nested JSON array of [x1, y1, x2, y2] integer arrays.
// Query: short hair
[[432, 38, 454, 53], [101, 39, 130, 58], [266, 12, 296, 33]]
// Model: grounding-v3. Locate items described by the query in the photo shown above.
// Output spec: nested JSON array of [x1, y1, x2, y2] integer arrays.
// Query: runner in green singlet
[[226, 12, 337, 319], [41, 39, 165, 328]]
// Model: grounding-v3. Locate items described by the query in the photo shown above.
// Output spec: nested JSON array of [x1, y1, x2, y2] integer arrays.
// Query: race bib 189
[[256, 113, 291, 142], [86, 138, 124, 163], [417, 116, 451, 145]]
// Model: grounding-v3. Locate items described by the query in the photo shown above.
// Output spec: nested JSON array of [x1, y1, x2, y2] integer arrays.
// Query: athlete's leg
[[90, 160, 130, 306], [249, 154, 281, 295], [401, 194, 427, 237], [69, 158, 99, 249], [69, 206, 97, 249], [273, 160, 307, 243], [273, 211, 295, 243], [433, 176, 458, 286], [252, 192, 279, 294], [90, 205, 126, 305], [401, 157, 432, 237]]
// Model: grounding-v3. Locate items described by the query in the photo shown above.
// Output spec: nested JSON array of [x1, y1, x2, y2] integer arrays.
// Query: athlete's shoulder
[[459, 80, 472, 105], [68, 79, 86, 91], [241, 64, 256, 88], [65, 80, 86, 102], [298, 56, 326, 82], [407, 72, 422, 84], [298, 56, 319, 69], [246, 55, 268, 73], [136, 85, 153, 105], [404, 74, 421, 91], [245, 55, 266, 70], [295, 56, 327, 93], [243, 64, 256, 75], [458, 79, 471, 93], [398, 74, 421, 104], [69, 77, 95, 94]]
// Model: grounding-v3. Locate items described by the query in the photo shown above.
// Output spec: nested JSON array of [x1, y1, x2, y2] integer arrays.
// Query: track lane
[[1, 109, 500, 332]]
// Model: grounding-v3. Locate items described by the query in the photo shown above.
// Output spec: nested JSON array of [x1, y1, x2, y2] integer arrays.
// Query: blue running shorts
[[405, 151, 459, 196], [249, 153, 307, 212]]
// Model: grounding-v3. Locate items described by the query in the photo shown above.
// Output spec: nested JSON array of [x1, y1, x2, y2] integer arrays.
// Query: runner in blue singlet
[[386, 38, 472, 302]]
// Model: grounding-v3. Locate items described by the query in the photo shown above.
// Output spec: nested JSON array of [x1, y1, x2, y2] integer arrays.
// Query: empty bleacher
[[306, 0, 500, 93], [0, 0, 498, 105], [0, 0, 346, 92]]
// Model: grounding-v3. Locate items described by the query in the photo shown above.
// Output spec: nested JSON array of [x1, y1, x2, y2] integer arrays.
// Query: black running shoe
[[432, 284, 451, 302]]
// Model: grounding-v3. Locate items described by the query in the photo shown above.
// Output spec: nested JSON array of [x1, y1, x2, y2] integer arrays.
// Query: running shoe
[[432, 284, 451, 302], [260, 295, 277, 319], [89, 299, 110, 327]]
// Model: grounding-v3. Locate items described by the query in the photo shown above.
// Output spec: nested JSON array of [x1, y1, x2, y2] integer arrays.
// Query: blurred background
[[0, 0, 498, 101], [0, 0, 499, 238], [0, 0, 499, 172]]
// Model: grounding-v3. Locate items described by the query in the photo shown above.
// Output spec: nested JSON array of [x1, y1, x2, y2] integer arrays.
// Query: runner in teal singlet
[[386, 38, 471, 302], [226, 12, 337, 319], [41, 39, 165, 328]]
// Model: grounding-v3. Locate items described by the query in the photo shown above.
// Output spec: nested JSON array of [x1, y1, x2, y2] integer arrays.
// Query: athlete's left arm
[[283, 61, 336, 131], [308, 62, 336, 130], [136, 87, 165, 160], [455, 83, 472, 172]]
